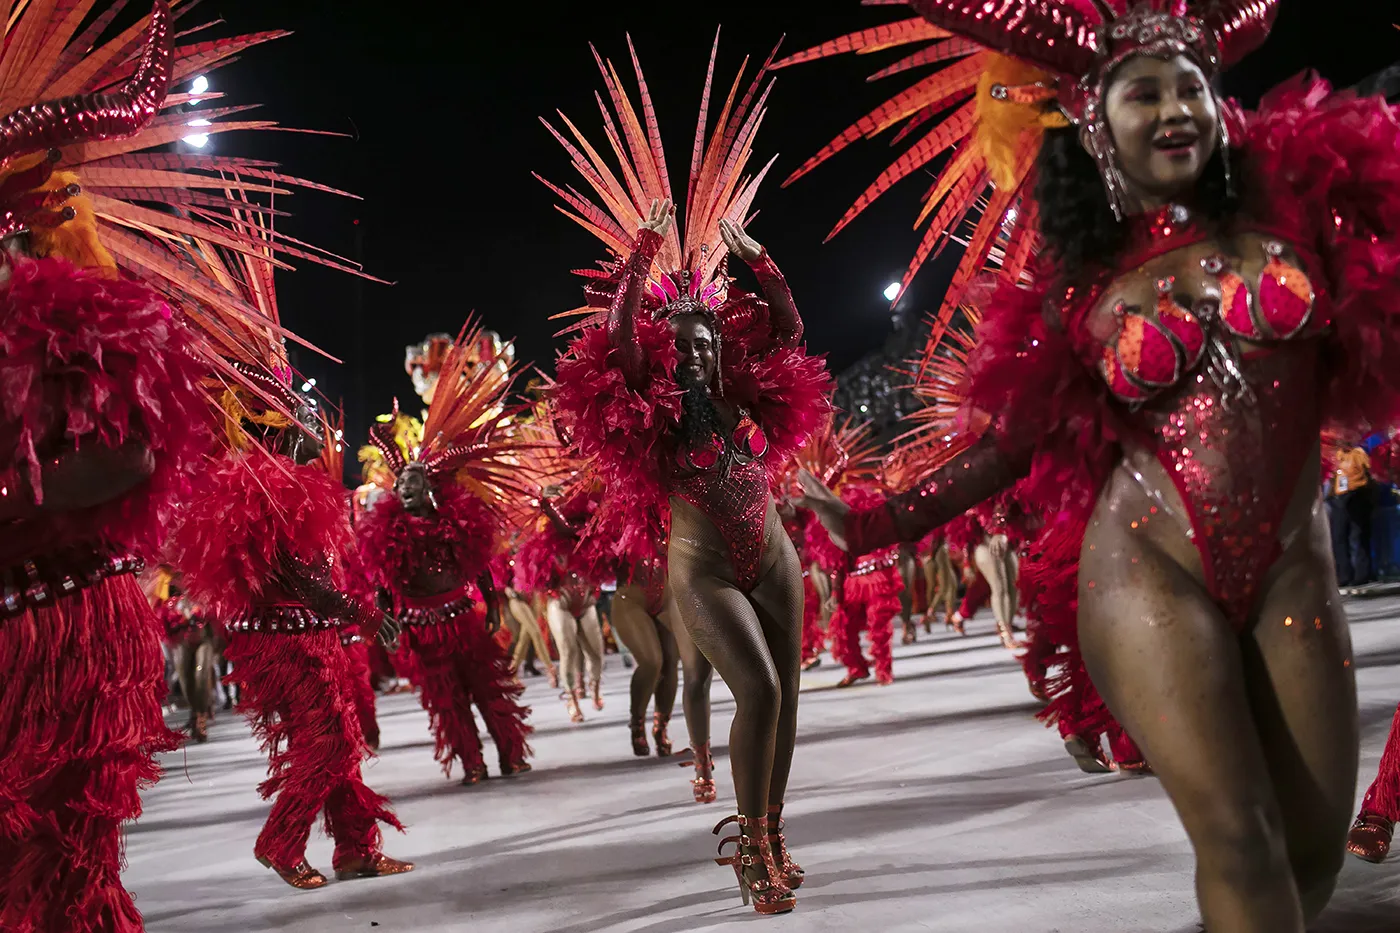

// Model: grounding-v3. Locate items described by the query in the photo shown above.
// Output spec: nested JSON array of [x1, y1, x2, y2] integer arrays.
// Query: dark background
[[185, 1, 1396, 464]]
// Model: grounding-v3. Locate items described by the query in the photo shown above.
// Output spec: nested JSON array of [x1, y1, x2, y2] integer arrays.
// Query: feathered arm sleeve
[[607, 229, 664, 387], [0, 257, 209, 553], [748, 250, 802, 350]]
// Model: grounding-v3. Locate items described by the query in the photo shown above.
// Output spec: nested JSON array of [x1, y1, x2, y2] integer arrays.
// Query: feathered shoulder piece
[[364, 319, 544, 519], [167, 450, 354, 617], [537, 32, 780, 336], [355, 481, 496, 604], [788, 414, 881, 491]]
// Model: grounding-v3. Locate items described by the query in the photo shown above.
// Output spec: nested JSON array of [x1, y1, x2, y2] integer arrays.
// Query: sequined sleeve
[[277, 552, 382, 635], [606, 228, 664, 386], [748, 250, 802, 350], [845, 433, 1033, 556]]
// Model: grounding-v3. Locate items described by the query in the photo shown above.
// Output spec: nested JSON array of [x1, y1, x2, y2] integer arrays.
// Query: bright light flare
[[183, 117, 212, 148], [883, 282, 901, 302], [190, 75, 209, 96]]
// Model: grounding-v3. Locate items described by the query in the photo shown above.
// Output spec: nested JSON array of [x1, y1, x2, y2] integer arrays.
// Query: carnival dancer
[[150, 569, 219, 743], [612, 555, 679, 757], [788, 2, 1394, 926], [793, 417, 900, 686], [515, 481, 610, 723], [546, 39, 831, 914], [922, 535, 961, 634], [0, 3, 345, 927], [356, 323, 537, 786]]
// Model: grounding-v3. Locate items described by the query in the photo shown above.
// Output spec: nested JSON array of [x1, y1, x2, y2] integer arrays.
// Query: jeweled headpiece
[[906, 1, 1277, 215]]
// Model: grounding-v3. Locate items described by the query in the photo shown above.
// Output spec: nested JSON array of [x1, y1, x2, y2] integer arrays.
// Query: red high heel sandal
[[714, 814, 795, 915], [652, 712, 673, 757], [629, 716, 650, 756], [679, 742, 718, 804], [766, 804, 804, 890]]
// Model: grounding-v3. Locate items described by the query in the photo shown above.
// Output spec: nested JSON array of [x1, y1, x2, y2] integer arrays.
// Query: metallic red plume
[[1204, 0, 1281, 68], [0, 0, 173, 166], [904, 0, 1103, 80], [366, 402, 409, 476]]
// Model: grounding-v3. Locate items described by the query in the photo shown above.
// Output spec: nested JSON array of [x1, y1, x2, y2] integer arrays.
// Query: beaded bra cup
[[1094, 204, 1324, 406], [670, 410, 772, 593]]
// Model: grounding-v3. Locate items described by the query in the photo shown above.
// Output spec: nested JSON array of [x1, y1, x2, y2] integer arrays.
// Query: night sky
[[193, 1, 1395, 465]]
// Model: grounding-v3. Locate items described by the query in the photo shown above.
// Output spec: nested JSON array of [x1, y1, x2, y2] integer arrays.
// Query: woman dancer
[[611, 555, 680, 757], [790, 2, 1398, 926], [356, 326, 536, 785], [922, 536, 961, 634], [515, 482, 610, 723], [548, 40, 830, 914]]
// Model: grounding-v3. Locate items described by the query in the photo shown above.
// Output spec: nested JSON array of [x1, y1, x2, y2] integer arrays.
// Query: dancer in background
[[515, 480, 611, 723], [611, 555, 679, 757], [356, 323, 537, 785], [789, 2, 1396, 926], [547, 39, 830, 914], [0, 2, 378, 926]]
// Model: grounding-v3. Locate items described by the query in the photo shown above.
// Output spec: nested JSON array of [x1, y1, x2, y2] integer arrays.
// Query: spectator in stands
[[1331, 441, 1377, 589]]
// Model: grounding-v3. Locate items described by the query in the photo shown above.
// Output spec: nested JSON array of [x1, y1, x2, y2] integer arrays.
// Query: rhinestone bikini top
[[1093, 204, 1325, 406]]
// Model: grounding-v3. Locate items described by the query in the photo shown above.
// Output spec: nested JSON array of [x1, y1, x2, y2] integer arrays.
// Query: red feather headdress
[[536, 32, 780, 333], [772, 0, 1278, 316]]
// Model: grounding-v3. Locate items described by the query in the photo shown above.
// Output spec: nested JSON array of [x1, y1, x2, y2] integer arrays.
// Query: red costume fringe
[[356, 484, 532, 776], [404, 612, 533, 776], [342, 638, 380, 748], [224, 630, 401, 869], [843, 567, 903, 685], [1359, 703, 1400, 822], [169, 450, 400, 869], [1, 257, 205, 932]]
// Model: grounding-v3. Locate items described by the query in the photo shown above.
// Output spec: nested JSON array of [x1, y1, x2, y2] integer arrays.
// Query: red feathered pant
[[341, 636, 380, 748], [224, 628, 401, 870], [0, 575, 181, 933], [1359, 703, 1400, 822], [800, 573, 825, 664], [402, 609, 533, 779], [830, 568, 904, 686]]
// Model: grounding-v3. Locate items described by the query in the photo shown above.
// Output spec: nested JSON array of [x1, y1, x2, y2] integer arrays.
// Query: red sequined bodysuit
[[848, 202, 1332, 630]]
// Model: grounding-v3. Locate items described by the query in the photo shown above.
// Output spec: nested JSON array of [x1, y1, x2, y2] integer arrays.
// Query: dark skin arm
[[719, 217, 803, 350], [477, 571, 502, 634], [797, 432, 1033, 556], [607, 198, 673, 387], [0, 439, 155, 523], [275, 553, 401, 649]]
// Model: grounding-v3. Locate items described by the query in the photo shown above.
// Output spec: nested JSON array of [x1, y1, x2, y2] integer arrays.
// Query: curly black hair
[[1034, 125, 1242, 281]]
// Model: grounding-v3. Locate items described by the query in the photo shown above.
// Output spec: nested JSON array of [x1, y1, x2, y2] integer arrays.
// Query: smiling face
[[396, 465, 433, 514], [671, 313, 716, 389], [1101, 54, 1220, 209]]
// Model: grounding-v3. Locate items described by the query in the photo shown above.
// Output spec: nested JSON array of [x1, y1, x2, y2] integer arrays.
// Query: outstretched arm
[[608, 198, 674, 386], [276, 552, 401, 648], [799, 432, 1033, 557], [720, 217, 802, 350]]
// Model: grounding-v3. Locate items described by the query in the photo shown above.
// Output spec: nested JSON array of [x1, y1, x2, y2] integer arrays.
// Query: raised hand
[[793, 469, 851, 551], [718, 217, 763, 262], [639, 198, 675, 236]]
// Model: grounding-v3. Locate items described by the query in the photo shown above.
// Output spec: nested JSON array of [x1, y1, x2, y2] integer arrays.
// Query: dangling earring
[[1083, 117, 1130, 222], [1216, 94, 1235, 200]]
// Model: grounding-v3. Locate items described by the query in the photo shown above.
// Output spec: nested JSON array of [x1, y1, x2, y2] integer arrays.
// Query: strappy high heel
[[629, 716, 650, 756], [766, 803, 804, 890], [652, 712, 673, 757], [564, 689, 585, 723], [678, 741, 717, 803], [714, 814, 795, 914]]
